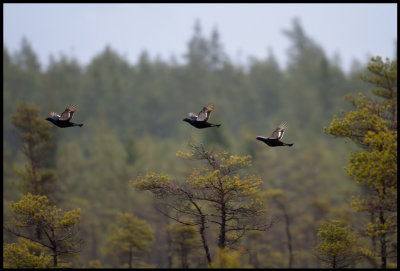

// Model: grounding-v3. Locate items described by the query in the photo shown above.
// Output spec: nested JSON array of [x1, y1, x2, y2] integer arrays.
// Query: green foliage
[[3, 143, 23, 202], [211, 247, 249, 268], [325, 56, 397, 268], [14, 37, 41, 71], [105, 212, 153, 268], [109, 212, 153, 252], [347, 128, 397, 189], [5, 193, 82, 267], [325, 92, 389, 143], [135, 143, 269, 267], [3, 238, 52, 268], [178, 147, 262, 199], [3, 19, 393, 268], [86, 260, 103, 268], [45, 54, 82, 108], [170, 223, 201, 268], [314, 220, 360, 268], [360, 57, 397, 103], [264, 189, 295, 268], [326, 57, 397, 142], [10, 103, 57, 196], [9, 193, 81, 229], [10, 103, 51, 150]]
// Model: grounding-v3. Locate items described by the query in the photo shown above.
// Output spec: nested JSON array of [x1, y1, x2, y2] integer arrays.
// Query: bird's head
[[256, 136, 265, 141], [45, 117, 51, 121], [183, 118, 189, 122]]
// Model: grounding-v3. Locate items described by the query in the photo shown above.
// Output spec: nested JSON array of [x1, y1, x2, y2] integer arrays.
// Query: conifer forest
[[3, 18, 397, 268]]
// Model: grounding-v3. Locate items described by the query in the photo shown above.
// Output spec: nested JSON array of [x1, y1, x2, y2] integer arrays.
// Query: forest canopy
[[3, 19, 397, 268]]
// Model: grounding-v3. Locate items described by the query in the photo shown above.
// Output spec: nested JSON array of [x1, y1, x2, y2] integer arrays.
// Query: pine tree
[[314, 220, 360, 268], [3, 238, 53, 268], [134, 143, 272, 265], [170, 223, 200, 268], [4, 193, 82, 267], [266, 189, 294, 268], [105, 212, 153, 268], [325, 56, 397, 268], [10, 103, 58, 197]]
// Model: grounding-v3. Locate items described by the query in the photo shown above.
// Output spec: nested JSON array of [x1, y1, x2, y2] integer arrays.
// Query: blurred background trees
[[103, 212, 153, 268], [314, 220, 361, 268], [3, 19, 396, 268], [169, 223, 201, 268]]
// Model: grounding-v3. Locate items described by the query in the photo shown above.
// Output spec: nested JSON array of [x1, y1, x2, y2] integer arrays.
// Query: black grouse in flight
[[183, 103, 221, 129], [256, 122, 293, 147], [45, 105, 83, 128]]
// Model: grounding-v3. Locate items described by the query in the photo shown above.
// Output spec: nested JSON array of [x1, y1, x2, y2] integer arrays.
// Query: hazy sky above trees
[[3, 3, 397, 73]]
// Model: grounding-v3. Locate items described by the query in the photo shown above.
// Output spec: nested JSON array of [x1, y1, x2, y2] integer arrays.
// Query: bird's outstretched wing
[[59, 105, 76, 121], [269, 122, 287, 139], [188, 112, 198, 120], [196, 103, 214, 121]]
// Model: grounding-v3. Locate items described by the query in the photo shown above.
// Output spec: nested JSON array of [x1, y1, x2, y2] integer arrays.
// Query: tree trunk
[[181, 243, 188, 268], [276, 200, 293, 268], [283, 209, 293, 268], [164, 214, 173, 268], [199, 214, 212, 266], [91, 223, 98, 261], [51, 229, 58, 267], [28, 136, 39, 195], [188, 195, 212, 266], [128, 246, 133, 268], [52, 249, 58, 267], [218, 202, 226, 248], [379, 210, 387, 269]]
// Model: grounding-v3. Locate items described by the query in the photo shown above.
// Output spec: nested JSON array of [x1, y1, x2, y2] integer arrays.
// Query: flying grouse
[[183, 103, 221, 129], [45, 105, 83, 128], [256, 122, 293, 147]]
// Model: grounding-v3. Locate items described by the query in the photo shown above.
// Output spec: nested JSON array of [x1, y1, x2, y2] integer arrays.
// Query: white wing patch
[[188, 112, 198, 120], [50, 112, 61, 119]]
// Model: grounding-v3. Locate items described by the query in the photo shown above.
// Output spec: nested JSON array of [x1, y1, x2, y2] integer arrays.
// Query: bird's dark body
[[46, 118, 83, 128], [183, 119, 221, 129], [256, 137, 293, 147]]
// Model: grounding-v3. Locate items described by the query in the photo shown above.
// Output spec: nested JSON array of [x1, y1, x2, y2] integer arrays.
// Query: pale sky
[[3, 3, 397, 73]]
